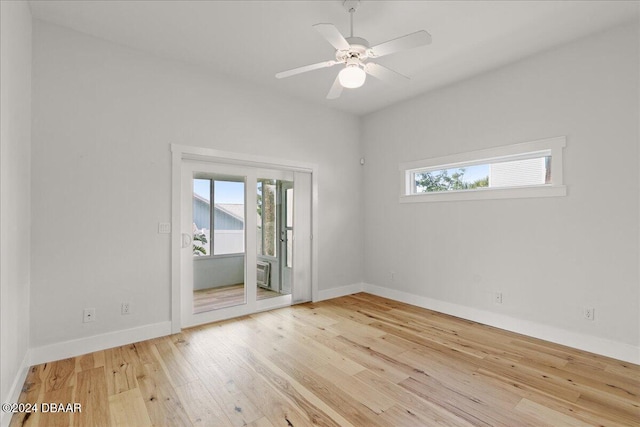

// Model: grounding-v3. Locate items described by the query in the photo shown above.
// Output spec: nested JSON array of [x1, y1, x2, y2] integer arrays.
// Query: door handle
[[181, 233, 192, 248]]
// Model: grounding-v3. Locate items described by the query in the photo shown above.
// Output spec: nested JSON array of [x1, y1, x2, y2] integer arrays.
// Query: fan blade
[[365, 62, 409, 84], [369, 30, 431, 58], [275, 60, 337, 79], [326, 75, 343, 99], [313, 23, 350, 51]]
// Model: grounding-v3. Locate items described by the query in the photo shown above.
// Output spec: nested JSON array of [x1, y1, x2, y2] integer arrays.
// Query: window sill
[[399, 185, 566, 203]]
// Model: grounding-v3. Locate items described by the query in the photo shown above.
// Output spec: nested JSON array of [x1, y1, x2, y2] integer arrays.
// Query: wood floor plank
[[514, 398, 595, 427], [514, 356, 640, 404], [282, 304, 340, 328], [226, 341, 355, 427], [270, 309, 342, 341], [229, 317, 296, 360], [75, 355, 92, 373], [337, 329, 407, 358], [104, 346, 137, 396], [575, 391, 640, 425], [134, 342, 193, 427], [245, 417, 276, 427], [271, 352, 388, 427], [354, 369, 474, 427], [311, 302, 383, 326], [378, 404, 467, 427], [35, 386, 74, 427], [10, 293, 640, 427], [605, 362, 640, 383], [477, 354, 582, 403], [313, 363, 394, 415], [174, 380, 233, 427], [395, 351, 523, 411], [308, 333, 393, 379], [327, 318, 388, 339], [74, 366, 111, 427], [43, 358, 75, 392], [250, 310, 366, 376], [399, 376, 541, 427], [324, 334, 411, 383], [152, 337, 199, 389], [210, 341, 316, 427], [368, 320, 487, 363], [108, 387, 152, 427], [523, 390, 636, 427], [172, 330, 264, 426]]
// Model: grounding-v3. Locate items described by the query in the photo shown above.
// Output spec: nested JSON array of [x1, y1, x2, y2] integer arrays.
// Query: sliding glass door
[[180, 161, 310, 328]]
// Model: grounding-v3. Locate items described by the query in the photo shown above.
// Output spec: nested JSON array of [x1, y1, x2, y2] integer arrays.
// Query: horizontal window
[[400, 136, 566, 202], [413, 152, 550, 193]]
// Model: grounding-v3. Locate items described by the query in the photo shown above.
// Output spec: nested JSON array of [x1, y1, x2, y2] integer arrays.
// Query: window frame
[[192, 178, 213, 259], [399, 136, 567, 203]]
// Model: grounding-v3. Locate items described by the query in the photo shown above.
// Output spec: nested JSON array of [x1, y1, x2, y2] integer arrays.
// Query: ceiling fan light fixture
[[275, 1, 431, 99], [338, 64, 366, 88]]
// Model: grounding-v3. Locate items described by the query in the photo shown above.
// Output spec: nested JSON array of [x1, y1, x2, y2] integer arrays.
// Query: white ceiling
[[29, 1, 639, 116]]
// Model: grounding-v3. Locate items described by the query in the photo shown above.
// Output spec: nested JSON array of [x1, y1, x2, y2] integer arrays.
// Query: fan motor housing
[[337, 37, 370, 62]]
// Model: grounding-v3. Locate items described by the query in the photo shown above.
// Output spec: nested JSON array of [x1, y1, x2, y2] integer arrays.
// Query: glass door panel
[[192, 176, 246, 314]]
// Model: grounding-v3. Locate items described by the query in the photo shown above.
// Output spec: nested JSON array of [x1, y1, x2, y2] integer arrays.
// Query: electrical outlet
[[584, 307, 595, 321], [390, 271, 395, 282], [83, 308, 95, 323], [494, 292, 503, 304], [121, 302, 131, 315]]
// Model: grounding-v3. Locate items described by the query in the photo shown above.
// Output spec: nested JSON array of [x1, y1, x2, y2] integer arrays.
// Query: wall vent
[[257, 261, 271, 288]]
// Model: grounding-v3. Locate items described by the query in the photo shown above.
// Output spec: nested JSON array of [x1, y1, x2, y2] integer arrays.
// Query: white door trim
[[170, 144, 319, 333]]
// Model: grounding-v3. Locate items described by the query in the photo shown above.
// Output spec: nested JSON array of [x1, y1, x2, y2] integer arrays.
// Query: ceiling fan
[[275, 0, 431, 99]]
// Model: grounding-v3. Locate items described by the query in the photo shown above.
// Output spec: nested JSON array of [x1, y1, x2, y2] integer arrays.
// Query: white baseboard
[[316, 282, 363, 302], [1, 351, 31, 427], [361, 283, 640, 365], [29, 321, 172, 366]]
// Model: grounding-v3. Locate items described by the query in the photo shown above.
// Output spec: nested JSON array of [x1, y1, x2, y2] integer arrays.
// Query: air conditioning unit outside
[[257, 261, 271, 288]]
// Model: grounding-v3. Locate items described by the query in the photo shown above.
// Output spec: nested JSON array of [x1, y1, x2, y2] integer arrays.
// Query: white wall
[[0, 0, 32, 412], [362, 23, 639, 356], [30, 21, 362, 349]]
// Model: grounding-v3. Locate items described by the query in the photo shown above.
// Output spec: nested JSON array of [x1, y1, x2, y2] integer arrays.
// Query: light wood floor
[[11, 293, 640, 426], [193, 284, 282, 313]]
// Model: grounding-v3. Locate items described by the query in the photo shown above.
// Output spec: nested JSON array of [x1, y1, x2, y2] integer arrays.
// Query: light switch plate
[[158, 223, 171, 234]]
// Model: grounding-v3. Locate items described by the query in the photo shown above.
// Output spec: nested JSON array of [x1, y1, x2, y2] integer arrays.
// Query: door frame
[[170, 144, 319, 333], [279, 180, 294, 295]]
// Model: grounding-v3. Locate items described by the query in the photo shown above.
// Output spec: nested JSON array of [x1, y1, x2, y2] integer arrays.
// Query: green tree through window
[[416, 168, 489, 192]]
